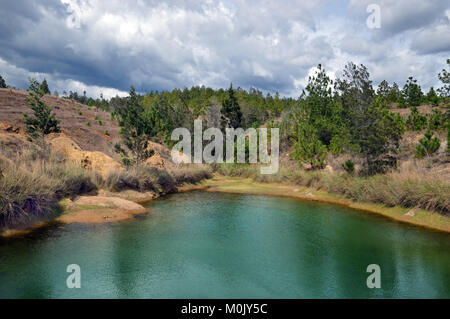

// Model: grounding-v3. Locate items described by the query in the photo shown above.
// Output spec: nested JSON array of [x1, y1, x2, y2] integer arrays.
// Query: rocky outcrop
[[48, 133, 124, 178], [58, 196, 148, 224]]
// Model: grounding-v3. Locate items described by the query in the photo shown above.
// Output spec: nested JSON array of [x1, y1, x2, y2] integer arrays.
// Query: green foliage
[[23, 79, 60, 142], [121, 157, 132, 168], [142, 94, 178, 143], [329, 135, 345, 155], [416, 130, 441, 158], [221, 84, 242, 129], [362, 105, 404, 174], [0, 75, 6, 88], [342, 160, 355, 174], [77, 109, 82, 116], [303, 64, 344, 146], [387, 82, 401, 103], [437, 59, 450, 104], [335, 62, 375, 134], [406, 106, 427, 131], [40, 79, 50, 95], [336, 63, 401, 174], [115, 86, 155, 168], [402, 77, 423, 107], [86, 121, 91, 127], [292, 121, 327, 169], [447, 123, 450, 153], [376, 80, 391, 103], [104, 130, 110, 136], [426, 87, 439, 106], [428, 109, 445, 130]]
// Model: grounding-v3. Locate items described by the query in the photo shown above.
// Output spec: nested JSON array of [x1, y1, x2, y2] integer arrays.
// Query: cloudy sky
[[0, 0, 449, 98]]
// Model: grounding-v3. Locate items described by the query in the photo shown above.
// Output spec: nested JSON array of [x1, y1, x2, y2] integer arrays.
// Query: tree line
[[6, 59, 450, 174]]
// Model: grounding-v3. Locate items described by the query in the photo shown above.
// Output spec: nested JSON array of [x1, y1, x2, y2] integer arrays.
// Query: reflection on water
[[0, 191, 449, 298]]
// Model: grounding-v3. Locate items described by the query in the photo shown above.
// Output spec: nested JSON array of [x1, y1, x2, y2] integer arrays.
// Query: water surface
[[0, 191, 449, 298]]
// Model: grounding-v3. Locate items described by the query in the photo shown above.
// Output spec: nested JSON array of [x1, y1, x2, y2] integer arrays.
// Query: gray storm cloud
[[0, 0, 448, 98]]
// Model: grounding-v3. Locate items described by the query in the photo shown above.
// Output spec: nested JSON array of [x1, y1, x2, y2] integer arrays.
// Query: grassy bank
[[205, 175, 450, 233], [213, 163, 450, 216], [0, 152, 212, 231]]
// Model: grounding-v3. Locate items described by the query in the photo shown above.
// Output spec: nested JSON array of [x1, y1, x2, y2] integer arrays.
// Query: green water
[[0, 191, 449, 298]]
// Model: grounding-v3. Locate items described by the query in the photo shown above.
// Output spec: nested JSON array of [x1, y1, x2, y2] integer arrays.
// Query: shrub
[[416, 130, 441, 158], [169, 166, 213, 185], [105, 165, 212, 194], [406, 106, 427, 131], [342, 160, 355, 174]]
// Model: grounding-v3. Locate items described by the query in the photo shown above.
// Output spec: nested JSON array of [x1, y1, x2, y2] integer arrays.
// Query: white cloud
[[0, 0, 448, 97]]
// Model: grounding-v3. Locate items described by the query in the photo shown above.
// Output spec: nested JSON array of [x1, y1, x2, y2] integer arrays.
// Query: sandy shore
[[0, 183, 209, 237], [203, 176, 450, 234], [2, 178, 449, 237], [57, 196, 149, 224]]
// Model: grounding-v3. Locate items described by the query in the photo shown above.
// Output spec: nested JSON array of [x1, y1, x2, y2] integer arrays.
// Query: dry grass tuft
[[215, 163, 450, 215]]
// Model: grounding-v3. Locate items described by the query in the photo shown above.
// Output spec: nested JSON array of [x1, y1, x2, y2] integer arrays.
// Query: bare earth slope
[[0, 88, 179, 168], [0, 88, 120, 156]]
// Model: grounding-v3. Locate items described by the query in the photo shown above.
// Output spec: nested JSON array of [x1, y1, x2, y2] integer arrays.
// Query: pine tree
[[426, 87, 439, 106], [406, 106, 427, 131], [447, 122, 450, 154], [303, 64, 344, 147], [0, 75, 6, 88], [376, 80, 390, 102], [292, 120, 327, 169], [438, 59, 450, 104], [415, 130, 441, 158], [221, 83, 242, 129], [387, 82, 400, 103], [402, 77, 423, 107], [40, 78, 51, 95], [335, 63, 404, 174], [23, 79, 60, 156], [115, 86, 154, 168]]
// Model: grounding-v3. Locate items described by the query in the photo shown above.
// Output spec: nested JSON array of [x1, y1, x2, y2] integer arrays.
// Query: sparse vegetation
[[105, 165, 212, 193]]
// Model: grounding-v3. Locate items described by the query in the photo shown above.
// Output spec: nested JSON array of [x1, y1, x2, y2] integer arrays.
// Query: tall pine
[[116, 86, 154, 168], [221, 84, 242, 129], [23, 79, 60, 157]]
